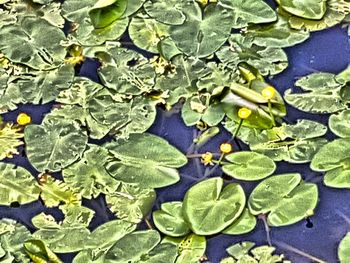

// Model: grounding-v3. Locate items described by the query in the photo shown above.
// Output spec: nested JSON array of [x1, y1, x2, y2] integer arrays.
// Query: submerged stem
[[259, 214, 272, 246]]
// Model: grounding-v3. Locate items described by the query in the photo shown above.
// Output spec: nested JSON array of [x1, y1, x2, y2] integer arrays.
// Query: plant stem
[[268, 100, 276, 126], [259, 214, 272, 246], [145, 217, 153, 229], [186, 153, 221, 158]]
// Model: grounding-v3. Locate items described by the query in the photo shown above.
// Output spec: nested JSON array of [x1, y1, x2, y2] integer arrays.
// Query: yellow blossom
[[201, 152, 213, 166], [17, 113, 31, 126], [238, 107, 252, 119], [220, 143, 232, 154], [261, 86, 276, 100]]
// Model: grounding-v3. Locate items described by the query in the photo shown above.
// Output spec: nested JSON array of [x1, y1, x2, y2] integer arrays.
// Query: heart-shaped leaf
[[105, 133, 187, 188], [222, 151, 276, 181], [222, 208, 257, 235], [153, 201, 191, 237], [183, 177, 246, 235], [248, 173, 318, 226]]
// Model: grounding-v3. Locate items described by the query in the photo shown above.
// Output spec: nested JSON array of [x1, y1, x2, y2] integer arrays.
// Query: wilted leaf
[[183, 177, 246, 235], [0, 123, 24, 160], [248, 173, 318, 226], [105, 133, 187, 188], [106, 183, 156, 223]]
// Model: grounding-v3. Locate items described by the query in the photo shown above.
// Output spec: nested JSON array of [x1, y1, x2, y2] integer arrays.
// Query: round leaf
[[222, 152, 276, 181], [222, 208, 257, 235], [183, 178, 246, 235], [248, 173, 318, 226], [153, 202, 191, 237]]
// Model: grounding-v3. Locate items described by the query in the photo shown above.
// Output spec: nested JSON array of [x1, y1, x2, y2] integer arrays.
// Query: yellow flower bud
[[238, 107, 252, 120], [220, 143, 232, 154], [261, 86, 276, 100], [201, 152, 213, 166], [17, 113, 31, 126]]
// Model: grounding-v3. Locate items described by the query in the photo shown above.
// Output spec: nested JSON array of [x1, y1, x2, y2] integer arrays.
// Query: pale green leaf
[[105, 133, 187, 188], [24, 240, 62, 263], [339, 232, 350, 263], [223, 208, 257, 235], [0, 123, 24, 160], [278, 0, 327, 20], [329, 110, 350, 138], [89, 0, 127, 29], [222, 152, 276, 181], [24, 119, 88, 172], [153, 201, 191, 237], [183, 177, 246, 235], [248, 173, 318, 226], [144, 0, 186, 25]]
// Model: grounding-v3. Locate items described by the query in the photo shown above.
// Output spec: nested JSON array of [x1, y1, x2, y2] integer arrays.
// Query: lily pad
[[223, 208, 257, 235], [0, 123, 24, 160], [278, 0, 327, 20], [248, 173, 318, 226], [105, 133, 187, 188], [329, 110, 350, 138], [24, 119, 88, 172], [339, 232, 350, 263], [144, 0, 186, 25], [153, 202, 191, 237], [183, 177, 246, 235], [222, 151, 276, 181]]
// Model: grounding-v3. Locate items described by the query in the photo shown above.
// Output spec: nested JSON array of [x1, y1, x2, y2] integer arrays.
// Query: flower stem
[[268, 100, 276, 126]]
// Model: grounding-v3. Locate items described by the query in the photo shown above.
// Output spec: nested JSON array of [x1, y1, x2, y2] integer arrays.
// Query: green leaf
[[311, 139, 350, 188], [164, 234, 206, 263], [106, 183, 156, 224], [329, 110, 350, 138], [0, 17, 66, 70], [281, 0, 349, 32], [183, 177, 246, 235], [105, 133, 187, 188], [89, 0, 127, 29], [24, 240, 62, 263], [338, 232, 350, 263], [63, 145, 118, 199], [0, 163, 40, 206], [222, 152, 276, 181], [129, 15, 169, 53], [169, 2, 232, 58], [24, 119, 88, 172], [248, 173, 318, 226], [144, 0, 186, 25], [104, 230, 161, 263], [223, 208, 257, 235], [245, 15, 310, 48], [220, 0, 277, 28], [38, 174, 81, 208], [0, 219, 32, 262], [284, 71, 346, 113], [153, 201, 191, 237], [278, 0, 327, 20], [0, 123, 24, 160], [140, 242, 178, 263], [216, 34, 288, 76]]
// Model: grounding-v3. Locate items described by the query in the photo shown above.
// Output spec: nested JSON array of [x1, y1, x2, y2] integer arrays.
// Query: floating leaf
[[0, 163, 40, 206], [169, 2, 232, 58], [248, 173, 318, 226], [0, 123, 24, 160], [104, 230, 161, 262], [338, 232, 350, 263], [329, 110, 350, 138], [245, 15, 310, 48], [129, 15, 169, 53], [217, 34, 288, 76], [220, 0, 277, 28], [284, 71, 346, 114], [311, 139, 350, 188], [24, 119, 88, 172], [223, 208, 257, 235], [278, 0, 327, 20], [183, 177, 246, 235], [105, 133, 187, 188], [222, 152, 276, 181], [153, 202, 191, 237], [63, 145, 118, 199], [0, 219, 32, 262], [0, 17, 66, 70], [24, 240, 62, 263], [144, 0, 186, 25], [39, 174, 81, 208], [88, 0, 127, 29], [106, 183, 156, 224]]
